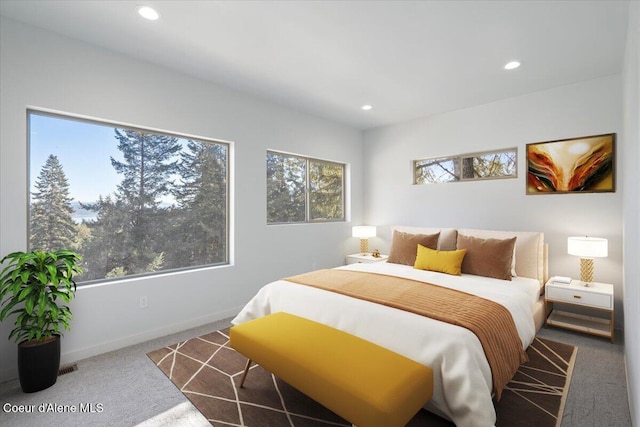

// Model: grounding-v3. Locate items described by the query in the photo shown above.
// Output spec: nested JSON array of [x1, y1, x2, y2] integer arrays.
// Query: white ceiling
[[0, 1, 630, 130]]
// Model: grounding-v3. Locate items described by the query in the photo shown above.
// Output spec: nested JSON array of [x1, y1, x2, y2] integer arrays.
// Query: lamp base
[[579, 258, 594, 284], [360, 239, 369, 255]]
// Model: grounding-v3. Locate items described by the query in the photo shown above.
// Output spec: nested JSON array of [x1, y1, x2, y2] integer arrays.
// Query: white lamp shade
[[352, 226, 376, 238], [567, 236, 608, 258]]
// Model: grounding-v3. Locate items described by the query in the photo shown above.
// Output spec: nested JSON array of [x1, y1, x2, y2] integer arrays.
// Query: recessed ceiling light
[[504, 61, 521, 70], [361, 105, 373, 111], [138, 6, 159, 21]]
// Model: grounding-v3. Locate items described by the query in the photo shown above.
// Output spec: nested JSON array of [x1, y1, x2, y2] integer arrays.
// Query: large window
[[267, 151, 345, 224], [28, 111, 229, 284], [414, 148, 517, 184]]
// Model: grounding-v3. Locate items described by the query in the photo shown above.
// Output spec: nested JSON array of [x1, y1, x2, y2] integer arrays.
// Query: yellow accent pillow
[[414, 244, 466, 276]]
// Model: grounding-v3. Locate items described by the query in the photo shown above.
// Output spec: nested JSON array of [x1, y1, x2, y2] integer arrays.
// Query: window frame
[[266, 150, 346, 225], [27, 109, 231, 285], [413, 147, 518, 184]]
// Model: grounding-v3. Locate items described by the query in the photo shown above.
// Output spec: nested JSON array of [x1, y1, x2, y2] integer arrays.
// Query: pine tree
[[309, 161, 343, 221], [30, 154, 77, 252], [172, 140, 228, 266], [79, 195, 130, 281], [266, 152, 306, 223], [110, 129, 181, 275]]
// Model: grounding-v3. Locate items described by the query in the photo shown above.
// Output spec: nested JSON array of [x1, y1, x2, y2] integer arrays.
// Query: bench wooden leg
[[239, 359, 252, 388]]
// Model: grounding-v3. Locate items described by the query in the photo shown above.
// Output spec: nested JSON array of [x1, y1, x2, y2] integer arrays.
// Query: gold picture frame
[[526, 133, 615, 194]]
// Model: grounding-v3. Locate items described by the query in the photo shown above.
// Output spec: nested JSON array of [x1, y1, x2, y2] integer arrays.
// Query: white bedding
[[232, 262, 538, 427]]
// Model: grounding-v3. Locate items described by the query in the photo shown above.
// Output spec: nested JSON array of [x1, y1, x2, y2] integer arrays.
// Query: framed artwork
[[526, 133, 615, 194]]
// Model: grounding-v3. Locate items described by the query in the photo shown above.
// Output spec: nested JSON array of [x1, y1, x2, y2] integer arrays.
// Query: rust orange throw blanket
[[285, 269, 528, 400]]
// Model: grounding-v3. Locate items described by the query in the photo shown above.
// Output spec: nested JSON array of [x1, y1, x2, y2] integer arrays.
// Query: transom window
[[414, 148, 517, 184], [28, 110, 229, 284], [266, 151, 345, 224]]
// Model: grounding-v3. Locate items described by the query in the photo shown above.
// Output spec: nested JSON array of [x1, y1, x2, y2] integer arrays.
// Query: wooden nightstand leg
[[544, 300, 552, 328], [610, 311, 615, 343]]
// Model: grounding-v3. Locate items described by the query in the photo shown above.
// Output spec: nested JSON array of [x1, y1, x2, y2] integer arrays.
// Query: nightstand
[[345, 253, 388, 265], [545, 279, 614, 342]]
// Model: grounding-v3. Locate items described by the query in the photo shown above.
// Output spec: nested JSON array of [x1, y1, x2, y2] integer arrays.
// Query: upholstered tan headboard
[[391, 226, 548, 285]]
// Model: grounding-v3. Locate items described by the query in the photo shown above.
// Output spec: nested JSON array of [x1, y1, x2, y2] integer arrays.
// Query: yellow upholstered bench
[[230, 312, 433, 427]]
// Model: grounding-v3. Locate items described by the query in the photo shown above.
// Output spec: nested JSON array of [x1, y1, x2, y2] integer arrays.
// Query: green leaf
[[34, 271, 46, 285], [0, 299, 19, 320], [17, 286, 33, 302], [49, 303, 59, 321], [24, 296, 35, 315], [15, 311, 27, 324], [38, 291, 47, 317], [46, 265, 59, 285], [19, 270, 30, 284], [11, 282, 22, 297]]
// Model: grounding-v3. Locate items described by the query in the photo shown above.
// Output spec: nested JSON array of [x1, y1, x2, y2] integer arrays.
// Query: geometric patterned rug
[[147, 328, 576, 427], [497, 336, 577, 427]]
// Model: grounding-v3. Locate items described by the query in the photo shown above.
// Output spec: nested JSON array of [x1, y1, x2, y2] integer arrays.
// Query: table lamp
[[567, 236, 608, 286], [352, 226, 376, 255]]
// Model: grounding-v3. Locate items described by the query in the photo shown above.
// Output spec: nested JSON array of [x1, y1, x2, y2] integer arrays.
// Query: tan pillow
[[388, 231, 440, 266], [456, 234, 517, 281]]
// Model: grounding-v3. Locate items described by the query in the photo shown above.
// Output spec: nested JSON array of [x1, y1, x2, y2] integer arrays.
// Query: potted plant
[[0, 249, 83, 392]]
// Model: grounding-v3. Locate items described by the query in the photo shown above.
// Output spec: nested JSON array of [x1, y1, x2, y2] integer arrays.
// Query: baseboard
[[624, 353, 638, 427], [59, 306, 242, 366], [0, 367, 18, 386]]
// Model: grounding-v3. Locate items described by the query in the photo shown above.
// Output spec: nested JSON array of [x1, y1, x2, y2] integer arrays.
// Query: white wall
[[622, 2, 639, 425], [0, 18, 364, 382], [363, 76, 625, 327]]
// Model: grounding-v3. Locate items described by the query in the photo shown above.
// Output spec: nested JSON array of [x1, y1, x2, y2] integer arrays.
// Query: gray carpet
[[535, 327, 631, 427], [0, 319, 632, 427]]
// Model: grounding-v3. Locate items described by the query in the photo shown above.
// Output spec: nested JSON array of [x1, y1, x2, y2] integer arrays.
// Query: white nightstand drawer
[[546, 286, 612, 309]]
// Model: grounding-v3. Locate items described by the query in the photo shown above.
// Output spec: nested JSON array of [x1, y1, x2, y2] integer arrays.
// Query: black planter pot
[[18, 335, 60, 393]]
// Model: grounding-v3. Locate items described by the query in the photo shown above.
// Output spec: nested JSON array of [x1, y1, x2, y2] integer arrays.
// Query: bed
[[232, 227, 547, 427]]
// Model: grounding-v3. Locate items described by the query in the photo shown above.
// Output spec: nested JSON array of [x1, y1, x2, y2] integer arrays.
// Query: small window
[[414, 148, 517, 184], [267, 151, 345, 224], [414, 156, 461, 184]]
